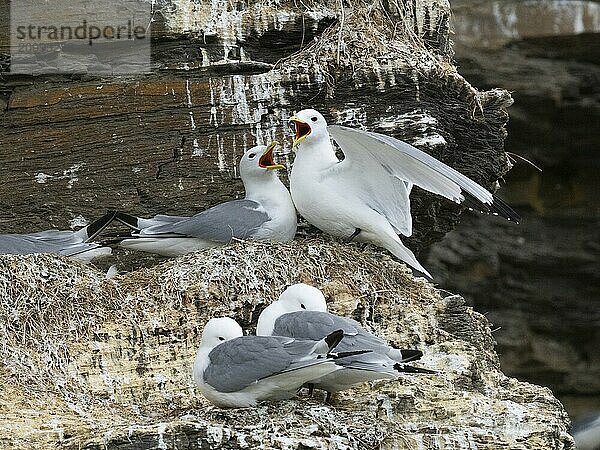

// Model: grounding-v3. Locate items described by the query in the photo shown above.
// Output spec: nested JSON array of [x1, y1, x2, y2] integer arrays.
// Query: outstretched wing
[[328, 125, 520, 229], [139, 199, 270, 243]]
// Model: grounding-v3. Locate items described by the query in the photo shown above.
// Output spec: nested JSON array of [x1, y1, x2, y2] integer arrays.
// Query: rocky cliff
[[0, 242, 575, 449], [0, 0, 514, 256], [426, 0, 600, 418], [0, 0, 578, 447]]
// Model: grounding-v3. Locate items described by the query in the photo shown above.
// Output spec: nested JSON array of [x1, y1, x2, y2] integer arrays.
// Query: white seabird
[[257, 283, 434, 399], [288, 109, 520, 278], [116, 142, 298, 256], [0, 211, 116, 262], [192, 317, 348, 408]]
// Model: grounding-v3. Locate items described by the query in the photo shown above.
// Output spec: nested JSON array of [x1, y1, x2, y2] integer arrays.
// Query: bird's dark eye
[[249, 153, 256, 159], [218, 336, 225, 341], [311, 117, 318, 122], [300, 303, 306, 310]]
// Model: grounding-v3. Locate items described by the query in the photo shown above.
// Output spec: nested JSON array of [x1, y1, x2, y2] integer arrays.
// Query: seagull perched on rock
[[0, 211, 116, 262], [257, 283, 434, 399], [116, 142, 297, 256], [288, 109, 520, 278], [192, 317, 350, 408]]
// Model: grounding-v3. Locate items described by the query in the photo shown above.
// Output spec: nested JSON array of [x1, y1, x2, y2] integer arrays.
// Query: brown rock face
[[0, 242, 574, 449], [1, 0, 514, 257]]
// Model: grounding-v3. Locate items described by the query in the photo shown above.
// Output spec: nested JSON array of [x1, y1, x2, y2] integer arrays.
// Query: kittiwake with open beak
[[288, 109, 520, 278], [116, 142, 297, 256]]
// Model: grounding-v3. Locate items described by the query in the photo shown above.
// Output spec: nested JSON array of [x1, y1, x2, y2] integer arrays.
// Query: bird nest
[[0, 238, 429, 401], [275, 0, 454, 95], [0, 239, 573, 449]]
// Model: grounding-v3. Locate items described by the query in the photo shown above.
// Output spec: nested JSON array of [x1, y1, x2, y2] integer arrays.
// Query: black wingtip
[[400, 349, 423, 363], [84, 210, 118, 242], [393, 363, 437, 374], [114, 211, 142, 230], [461, 192, 521, 224], [491, 194, 521, 224], [324, 329, 345, 352]]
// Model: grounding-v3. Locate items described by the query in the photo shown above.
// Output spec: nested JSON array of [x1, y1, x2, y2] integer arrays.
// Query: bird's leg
[[346, 228, 361, 242], [307, 383, 315, 397], [325, 391, 333, 403]]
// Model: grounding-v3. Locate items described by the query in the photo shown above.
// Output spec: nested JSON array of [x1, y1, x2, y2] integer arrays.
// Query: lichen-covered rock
[[0, 241, 574, 449]]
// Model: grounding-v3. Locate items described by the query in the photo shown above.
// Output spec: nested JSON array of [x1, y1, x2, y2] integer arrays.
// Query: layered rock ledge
[[0, 241, 574, 449], [1, 0, 514, 255]]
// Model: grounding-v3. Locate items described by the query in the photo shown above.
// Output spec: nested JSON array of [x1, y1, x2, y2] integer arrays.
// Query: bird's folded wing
[[139, 199, 270, 243], [328, 125, 520, 223], [333, 350, 396, 373], [274, 311, 359, 343], [152, 214, 188, 223], [27, 211, 118, 245], [352, 328, 392, 351], [278, 311, 394, 355], [58, 242, 104, 257], [0, 234, 102, 256], [28, 230, 80, 243], [205, 336, 297, 392], [0, 234, 62, 254]]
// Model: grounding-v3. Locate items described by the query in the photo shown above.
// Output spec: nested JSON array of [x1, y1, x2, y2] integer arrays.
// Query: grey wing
[[0, 234, 62, 254], [28, 211, 117, 245], [274, 311, 390, 354], [274, 311, 362, 345], [58, 242, 105, 257], [333, 349, 397, 373], [28, 229, 79, 243], [140, 199, 270, 243], [349, 326, 391, 354], [152, 214, 188, 223], [274, 311, 341, 341], [204, 336, 293, 392], [0, 234, 105, 257]]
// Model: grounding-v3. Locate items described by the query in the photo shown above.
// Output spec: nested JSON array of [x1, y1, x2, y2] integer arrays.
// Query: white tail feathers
[[384, 236, 432, 279]]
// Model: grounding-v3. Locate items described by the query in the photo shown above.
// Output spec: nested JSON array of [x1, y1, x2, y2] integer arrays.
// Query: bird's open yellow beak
[[289, 115, 312, 147], [259, 141, 285, 170]]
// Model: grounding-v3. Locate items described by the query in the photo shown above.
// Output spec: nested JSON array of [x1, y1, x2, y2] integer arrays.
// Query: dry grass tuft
[[276, 0, 454, 95]]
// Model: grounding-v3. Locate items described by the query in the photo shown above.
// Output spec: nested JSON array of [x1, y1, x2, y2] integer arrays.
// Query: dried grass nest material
[[0, 238, 574, 449], [273, 0, 455, 92]]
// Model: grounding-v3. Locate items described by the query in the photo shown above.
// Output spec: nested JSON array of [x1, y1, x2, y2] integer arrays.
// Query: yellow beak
[[259, 141, 285, 170], [289, 115, 311, 147]]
